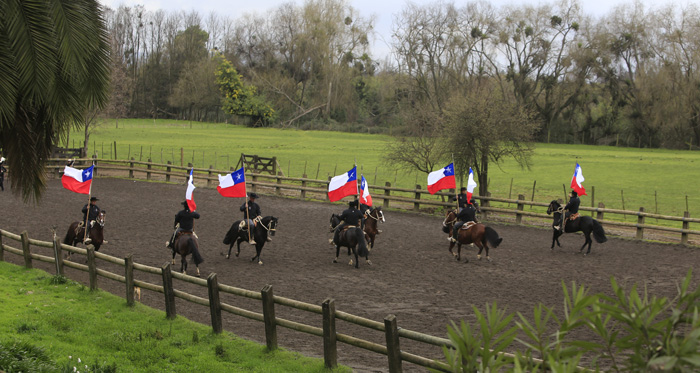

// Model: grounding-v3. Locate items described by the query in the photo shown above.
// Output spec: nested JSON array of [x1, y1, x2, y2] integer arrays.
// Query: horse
[[547, 200, 607, 256], [223, 216, 278, 265], [329, 214, 370, 268], [363, 206, 385, 249], [63, 210, 106, 255], [442, 209, 503, 262], [172, 231, 203, 276]]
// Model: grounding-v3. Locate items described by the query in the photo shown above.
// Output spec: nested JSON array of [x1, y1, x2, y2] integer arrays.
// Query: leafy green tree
[[215, 55, 276, 126], [0, 0, 110, 202]]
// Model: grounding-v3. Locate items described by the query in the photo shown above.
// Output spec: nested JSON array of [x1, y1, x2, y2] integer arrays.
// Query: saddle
[[569, 213, 580, 221], [74, 220, 94, 235], [459, 221, 477, 230], [176, 230, 197, 240], [340, 225, 358, 232]]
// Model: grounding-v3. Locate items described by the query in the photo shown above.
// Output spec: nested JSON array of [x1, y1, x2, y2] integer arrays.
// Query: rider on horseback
[[554, 190, 580, 232], [450, 201, 478, 243], [332, 200, 364, 247], [239, 192, 271, 244], [451, 187, 469, 212], [168, 200, 200, 250], [82, 197, 100, 244]]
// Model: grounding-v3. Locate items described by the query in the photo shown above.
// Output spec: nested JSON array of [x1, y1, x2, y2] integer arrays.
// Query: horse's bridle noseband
[[443, 210, 458, 227]]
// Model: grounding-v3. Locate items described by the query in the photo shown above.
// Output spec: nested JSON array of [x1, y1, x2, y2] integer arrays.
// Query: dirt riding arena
[[2, 178, 700, 372]]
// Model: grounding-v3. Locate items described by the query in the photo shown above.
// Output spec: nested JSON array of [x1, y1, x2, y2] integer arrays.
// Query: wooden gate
[[236, 153, 279, 175]]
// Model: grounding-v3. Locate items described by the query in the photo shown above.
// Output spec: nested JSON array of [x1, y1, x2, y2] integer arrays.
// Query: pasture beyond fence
[[0, 228, 563, 372], [51, 158, 700, 245]]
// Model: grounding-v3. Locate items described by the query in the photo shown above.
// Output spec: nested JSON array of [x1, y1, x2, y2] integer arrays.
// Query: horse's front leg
[[456, 243, 462, 261], [334, 245, 340, 263], [226, 243, 234, 259], [236, 239, 243, 257], [172, 251, 176, 265], [448, 241, 458, 260], [252, 244, 262, 265]]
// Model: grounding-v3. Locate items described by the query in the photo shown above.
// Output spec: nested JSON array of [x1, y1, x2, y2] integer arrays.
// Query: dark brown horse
[[330, 214, 370, 268], [63, 210, 106, 252], [442, 210, 502, 262], [363, 206, 385, 249], [222, 216, 278, 265], [172, 232, 203, 276]]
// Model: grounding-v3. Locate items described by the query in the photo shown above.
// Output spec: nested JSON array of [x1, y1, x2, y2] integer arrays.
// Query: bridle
[[364, 208, 385, 223], [95, 211, 106, 227], [329, 215, 340, 232], [442, 210, 458, 227], [260, 217, 277, 235]]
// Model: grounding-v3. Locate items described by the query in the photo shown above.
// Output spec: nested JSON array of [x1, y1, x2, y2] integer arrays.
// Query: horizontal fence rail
[[0, 228, 580, 372], [47, 158, 700, 245]]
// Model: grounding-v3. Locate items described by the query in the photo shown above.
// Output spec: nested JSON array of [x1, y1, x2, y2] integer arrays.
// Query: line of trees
[[102, 0, 700, 151]]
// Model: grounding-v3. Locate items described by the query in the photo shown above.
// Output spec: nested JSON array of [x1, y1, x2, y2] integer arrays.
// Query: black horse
[[329, 214, 370, 268], [172, 232, 204, 276], [223, 216, 278, 265], [547, 200, 607, 256]]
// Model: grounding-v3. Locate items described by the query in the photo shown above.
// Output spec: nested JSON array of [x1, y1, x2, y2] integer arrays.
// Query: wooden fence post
[[0, 232, 4, 261], [384, 182, 391, 209], [276, 172, 283, 195], [414, 185, 421, 212], [87, 247, 97, 291], [166, 161, 172, 182], [516, 194, 525, 224], [682, 211, 690, 245], [591, 186, 595, 217], [21, 231, 32, 269], [597, 202, 605, 221], [384, 314, 402, 373], [208, 166, 214, 188], [147, 159, 152, 180], [261, 284, 278, 350], [208, 273, 223, 334], [53, 236, 64, 277], [129, 157, 135, 178], [252, 174, 258, 193], [322, 298, 337, 369], [161, 263, 176, 319], [125, 254, 134, 306], [327, 176, 332, 201], [92, 154, 98, 176], [301, 174, 307, 199], [636, 207, 645, 240]]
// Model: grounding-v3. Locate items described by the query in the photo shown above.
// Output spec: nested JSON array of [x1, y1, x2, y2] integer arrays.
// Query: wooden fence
[[48, 158, 700, 245], [0, 228, 562, 372]]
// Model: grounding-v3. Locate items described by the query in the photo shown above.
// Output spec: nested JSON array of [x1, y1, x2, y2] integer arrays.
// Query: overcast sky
[[99, 0, 693, 59]]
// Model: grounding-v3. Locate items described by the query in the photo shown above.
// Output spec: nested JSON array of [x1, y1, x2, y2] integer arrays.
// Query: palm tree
[[0, 0, 110, 202]]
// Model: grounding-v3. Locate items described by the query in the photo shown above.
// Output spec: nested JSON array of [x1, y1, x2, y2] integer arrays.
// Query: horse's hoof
[[366, 260, 372, 266], [171, 259, 175, 265], [477, 254, 481, 260], [487, 256, 492, 262], [333, 258, 338, 263], [258, 260, 263, 265], [235, 253, 240, 257], [196, 269, 201, 277], [348, 259, 354, 266], [225, 254, 230, 259]]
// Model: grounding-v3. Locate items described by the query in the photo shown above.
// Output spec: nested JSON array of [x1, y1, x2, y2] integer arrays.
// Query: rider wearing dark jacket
[[450, 203, 477, 242], [82, 197, 101, 244], [168, 201, 200, 249], [450, 187, 469, 211], [333, 200, 364, 246], [557, 190, 580, 231]]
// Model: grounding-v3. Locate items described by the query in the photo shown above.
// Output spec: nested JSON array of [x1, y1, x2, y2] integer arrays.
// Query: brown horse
[[172, 232, 203, 276], [442, 209, 503, 262], [363, 206, 385, 249], [63, 210, 106, 252]]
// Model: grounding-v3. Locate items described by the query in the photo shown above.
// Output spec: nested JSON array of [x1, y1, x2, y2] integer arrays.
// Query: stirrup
[[553, 225, 560, 230], [248, 240, 256, 245], [84, 238, 92, 244], [239, 221, 246, 230]]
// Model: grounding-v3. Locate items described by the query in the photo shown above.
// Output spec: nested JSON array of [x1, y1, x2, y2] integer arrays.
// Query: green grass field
[[0, 261, 348, 372], [71, 118, 700, 219]]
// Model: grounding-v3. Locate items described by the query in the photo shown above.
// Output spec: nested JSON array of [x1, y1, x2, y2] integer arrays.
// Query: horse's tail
[[592, 220, 607, 243], [355, 228, 369, 257], [223, 222, 238, 245], [484, 226, 503, 248], [189, 236, 204, 265]]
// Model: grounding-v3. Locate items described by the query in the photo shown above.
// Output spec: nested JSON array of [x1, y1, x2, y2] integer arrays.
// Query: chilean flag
[[359, 175, 373, 207], [427, 163, 456, 194], [328, 166, 357, 202], [466, 167, 477, 203], [570, 163, 587, 196], [62, 165, 94, 194], [217, 167, 247, 198], [186, 168, 197, 211]]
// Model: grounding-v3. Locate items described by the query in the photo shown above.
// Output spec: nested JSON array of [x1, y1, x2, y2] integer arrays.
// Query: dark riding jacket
[[456, 206, 476, 223], [565, 196, 580, 214], [175, 209, 200, 231], [82, 203, 100, 222], [451, 193, 468, 210], [339, 207, 364, 227], [240, 201, 261, 220]]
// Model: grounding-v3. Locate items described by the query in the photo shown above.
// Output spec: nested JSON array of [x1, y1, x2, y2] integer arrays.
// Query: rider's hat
[[349, 200, 358, 207], [460, 187, 467, 192], [181, 200, 189, 207], [249, 192, 259, 199], [570, 190, 578, 197], [90, 197, 99, 201]]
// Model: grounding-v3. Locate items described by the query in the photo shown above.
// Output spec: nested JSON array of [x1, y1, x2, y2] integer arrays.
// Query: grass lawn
[[0, 261, 349, 372], [69, 118, 700, 220]]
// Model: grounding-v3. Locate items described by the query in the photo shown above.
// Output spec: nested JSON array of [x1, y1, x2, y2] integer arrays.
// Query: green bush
[[440, 270, 700, 372], [0, 340, 57, 373]]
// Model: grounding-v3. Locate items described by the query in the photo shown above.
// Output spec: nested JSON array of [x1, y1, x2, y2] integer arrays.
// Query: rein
[[260, 218, 276, 234], [443, 210, 458, 227]]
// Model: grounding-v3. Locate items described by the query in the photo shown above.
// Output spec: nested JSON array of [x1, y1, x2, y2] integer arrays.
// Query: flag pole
[[244, 166, 252, 244], [83, 162, 94, 244], [452, 154, 459, 211], [355, 159, 360, 201]]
